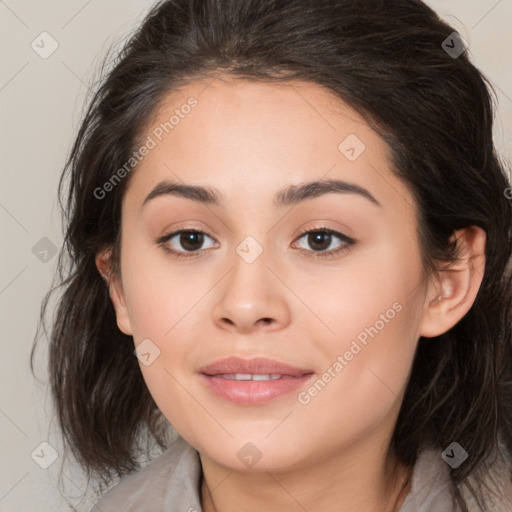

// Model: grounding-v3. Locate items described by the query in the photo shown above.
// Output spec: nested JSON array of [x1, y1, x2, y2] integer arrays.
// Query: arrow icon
[[237, 441, 263, 468], [236, 236, 263, 263], [134, 339, 160, 366], [31, 31, 59, 59], [31, 441, 59, 469], [32, 236, 58, 262], [442, 32, 466, 59], [441, 441, 468, 468], [338, 134, 365, 161]]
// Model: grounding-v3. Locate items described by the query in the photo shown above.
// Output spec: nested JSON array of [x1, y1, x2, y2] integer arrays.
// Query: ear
[[95, 248, 133, 336], [419, 226, 486, 338]]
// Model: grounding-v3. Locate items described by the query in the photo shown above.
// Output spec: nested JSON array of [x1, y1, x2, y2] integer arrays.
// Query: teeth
[[217, 373, 284, 381]]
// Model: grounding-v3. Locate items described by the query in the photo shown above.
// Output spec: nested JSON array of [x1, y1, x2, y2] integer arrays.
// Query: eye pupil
[[181, 231, 203, 251], [309, 232, 331, 251]]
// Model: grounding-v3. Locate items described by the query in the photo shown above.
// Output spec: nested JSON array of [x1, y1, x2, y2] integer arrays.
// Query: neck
[[200, 441, 413, 512]]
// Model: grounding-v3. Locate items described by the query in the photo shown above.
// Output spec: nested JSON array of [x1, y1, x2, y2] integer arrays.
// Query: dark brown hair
[[31, 0, 512, 510]]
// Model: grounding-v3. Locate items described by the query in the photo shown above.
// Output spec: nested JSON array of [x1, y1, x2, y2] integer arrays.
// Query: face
[[104, 76, 432, 471]]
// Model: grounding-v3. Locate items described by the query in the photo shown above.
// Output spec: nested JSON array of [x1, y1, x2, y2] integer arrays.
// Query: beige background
[[0, 1, 511, 510]]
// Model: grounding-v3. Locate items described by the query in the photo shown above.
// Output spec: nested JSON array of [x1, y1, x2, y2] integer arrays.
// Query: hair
[[31, 0, 512, 510]]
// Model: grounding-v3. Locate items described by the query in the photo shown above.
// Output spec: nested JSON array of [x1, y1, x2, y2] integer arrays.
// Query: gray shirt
[[89, 435, 512, 512]]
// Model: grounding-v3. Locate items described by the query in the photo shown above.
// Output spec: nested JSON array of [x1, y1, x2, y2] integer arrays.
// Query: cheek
[[119, 235, 216, 403], [120, 231, 211, 341], [291, 299, 421, 461], [301, 233, 424, 349], [301, 242, 424, 412]]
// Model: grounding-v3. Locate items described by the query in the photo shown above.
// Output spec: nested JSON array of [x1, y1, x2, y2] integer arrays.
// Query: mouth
[[198, 357, 315, 405], [207, 373, 298, 380]]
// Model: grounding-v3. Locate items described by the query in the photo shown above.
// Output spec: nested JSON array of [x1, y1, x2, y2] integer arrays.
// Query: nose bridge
[[227, 202, 273, 280], [211, 230, 291, 331], [227, 232, 273, 303]]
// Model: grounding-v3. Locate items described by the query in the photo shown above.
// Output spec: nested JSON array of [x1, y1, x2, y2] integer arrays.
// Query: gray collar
[[92, 434, 512, 511], [90, 435, 203, 511]]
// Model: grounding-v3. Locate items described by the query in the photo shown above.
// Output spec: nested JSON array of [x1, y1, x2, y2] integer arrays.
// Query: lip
[[198, 356, 313, 377], [198, 357, 315, 405]]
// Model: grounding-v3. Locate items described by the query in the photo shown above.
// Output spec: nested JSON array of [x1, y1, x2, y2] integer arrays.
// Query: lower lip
[[199, 373, 315, 405]]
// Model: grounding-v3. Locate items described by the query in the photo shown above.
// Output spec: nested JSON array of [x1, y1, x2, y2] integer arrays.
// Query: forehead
[[123, 76, 414, 218]]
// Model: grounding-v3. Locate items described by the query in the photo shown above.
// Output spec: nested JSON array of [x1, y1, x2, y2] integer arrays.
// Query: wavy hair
[[31, 0, 512, 509]]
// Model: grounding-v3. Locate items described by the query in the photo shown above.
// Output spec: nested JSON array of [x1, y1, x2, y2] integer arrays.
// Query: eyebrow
[[141, 178, 382, 210]]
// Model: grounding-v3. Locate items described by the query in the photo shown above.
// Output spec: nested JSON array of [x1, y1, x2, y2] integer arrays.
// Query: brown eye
[[179, 231, 205, 251], [158, 229, 217, 258], [306, 231, 333, 251], [292, 227, 356, 259]]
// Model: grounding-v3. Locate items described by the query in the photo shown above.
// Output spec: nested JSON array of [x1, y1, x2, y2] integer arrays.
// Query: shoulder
[[398, 447, 454, 512], [89, 435, 203, 512], [465, 440, 512, 512], [399, 441, 512, 512]]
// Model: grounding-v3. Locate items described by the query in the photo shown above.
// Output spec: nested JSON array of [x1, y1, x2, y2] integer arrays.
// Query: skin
[[96, 76, 486, 512]]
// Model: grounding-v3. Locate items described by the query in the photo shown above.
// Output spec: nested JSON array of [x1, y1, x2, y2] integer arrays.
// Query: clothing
[[89, 435, 512, 512]]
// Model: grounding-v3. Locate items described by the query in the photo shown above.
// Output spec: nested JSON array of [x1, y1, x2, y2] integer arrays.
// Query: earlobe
[[95, 249, 133, 336], [419, 226, 486, 338]]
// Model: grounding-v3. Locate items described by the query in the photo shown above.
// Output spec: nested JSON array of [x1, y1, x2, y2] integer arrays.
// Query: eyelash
[[156, 226, 356, 261]]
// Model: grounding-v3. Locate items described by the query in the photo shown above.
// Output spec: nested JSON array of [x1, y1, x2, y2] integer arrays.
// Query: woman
[[32, 0, 512, 510]]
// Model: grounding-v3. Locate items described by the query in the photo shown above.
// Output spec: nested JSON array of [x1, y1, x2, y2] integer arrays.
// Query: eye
[[156, 226, 355, 260], [292, 227, 355, 259], [156, 230, 217, 259]]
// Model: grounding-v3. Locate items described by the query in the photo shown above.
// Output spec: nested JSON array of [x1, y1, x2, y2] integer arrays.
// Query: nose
[[210, 244, 292, 334]]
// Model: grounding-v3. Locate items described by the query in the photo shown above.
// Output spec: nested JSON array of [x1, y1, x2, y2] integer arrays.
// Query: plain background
[[0, 1, 511, 510]]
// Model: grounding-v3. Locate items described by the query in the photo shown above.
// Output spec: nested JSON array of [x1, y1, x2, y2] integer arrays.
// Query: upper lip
[[198, 357, 314, 377]]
